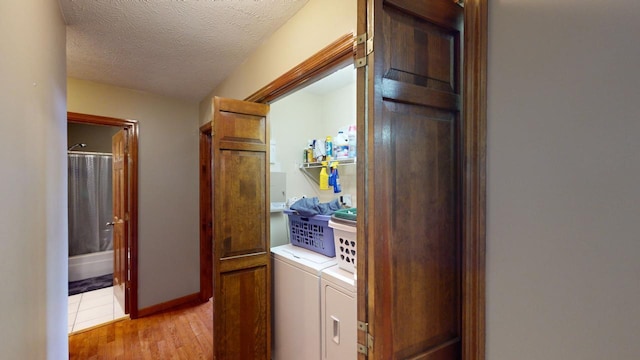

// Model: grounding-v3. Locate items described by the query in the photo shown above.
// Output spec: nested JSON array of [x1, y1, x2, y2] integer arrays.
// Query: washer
[[321, 264, 357, 360], [272, 244, 337, 360]]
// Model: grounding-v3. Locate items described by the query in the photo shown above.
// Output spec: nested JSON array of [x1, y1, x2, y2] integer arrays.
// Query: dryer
[[271, 244, 337, 360], [321, 264, 357, 360]]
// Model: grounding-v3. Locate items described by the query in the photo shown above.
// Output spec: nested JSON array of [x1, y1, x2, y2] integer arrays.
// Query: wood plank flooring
[[69, 299, 213, 359]]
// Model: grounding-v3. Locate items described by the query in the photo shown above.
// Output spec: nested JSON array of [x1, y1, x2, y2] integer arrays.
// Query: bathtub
[[68, 250, 114, 282]]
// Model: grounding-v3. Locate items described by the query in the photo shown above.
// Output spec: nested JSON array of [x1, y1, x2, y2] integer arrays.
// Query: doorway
[[67, 112, 139, 331], [198, 34, 355, 301], [200, 12, 486, 356]]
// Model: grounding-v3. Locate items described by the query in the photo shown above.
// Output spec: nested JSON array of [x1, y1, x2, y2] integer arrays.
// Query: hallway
[[68, 299, 212, 359]]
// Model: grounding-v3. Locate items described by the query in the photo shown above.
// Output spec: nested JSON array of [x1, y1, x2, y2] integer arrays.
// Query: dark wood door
[[112, 129, 129, 314], [359, 0, 463, 358], [211, 96, 271, 359]]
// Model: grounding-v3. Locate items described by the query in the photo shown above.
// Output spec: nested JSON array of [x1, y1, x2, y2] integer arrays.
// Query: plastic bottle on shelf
[[347, 125, 357, 158], [306, 140, 314, 163], [334, 131, 349, 160], [325, 136, 333, 158], [332, 162, 342, 193], [319, 161, 329, 190], [328, 163, 335, 186]]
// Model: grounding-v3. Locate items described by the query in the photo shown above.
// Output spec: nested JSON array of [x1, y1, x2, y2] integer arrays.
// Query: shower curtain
[[68, 153, 113, 257]]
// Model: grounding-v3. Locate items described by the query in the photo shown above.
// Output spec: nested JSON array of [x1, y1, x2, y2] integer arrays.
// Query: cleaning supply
[[334, 131, 349, 159], [306, 140, 314, 162], [325, 136, 333, 158], [332, 162, 342, 193], [319, 161, 329, 190], [328, 162, 335, 186], [314, 139, 325, 161], [347, 125, 357, 158]]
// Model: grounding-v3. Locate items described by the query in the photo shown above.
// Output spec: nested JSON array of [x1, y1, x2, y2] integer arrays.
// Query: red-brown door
[[358, 0, 463, 358], [112, 129, 128, 314], [211, 96, 270, 359]]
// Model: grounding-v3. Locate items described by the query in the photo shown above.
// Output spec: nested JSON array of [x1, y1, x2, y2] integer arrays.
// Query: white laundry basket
[[328, 218, 357, 273]]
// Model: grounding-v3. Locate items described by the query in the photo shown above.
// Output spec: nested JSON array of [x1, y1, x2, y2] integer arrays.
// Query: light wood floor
[[69, 299, 213, 359]]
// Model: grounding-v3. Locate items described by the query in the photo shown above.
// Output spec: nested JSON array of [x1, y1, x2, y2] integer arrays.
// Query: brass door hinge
[[355, 33, 374, 68], [357, 321, 373, 356]]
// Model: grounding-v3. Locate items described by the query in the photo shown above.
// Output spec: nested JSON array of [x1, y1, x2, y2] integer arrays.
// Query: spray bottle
[[332, 162, 342, 193], [319, 161, 329, 190], [328, 161, 335, 187]]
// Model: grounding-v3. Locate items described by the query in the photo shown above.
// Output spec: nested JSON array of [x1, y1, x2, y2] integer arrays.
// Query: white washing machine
[[272, 244, 337, 360], [321, 264, 357, 360]]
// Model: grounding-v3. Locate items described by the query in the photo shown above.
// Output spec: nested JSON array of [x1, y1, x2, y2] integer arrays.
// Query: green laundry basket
[[333, 208, 357, 222]]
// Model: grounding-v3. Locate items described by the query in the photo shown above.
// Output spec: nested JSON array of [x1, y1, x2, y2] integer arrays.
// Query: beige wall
[[68, 123, 121, 153], [67, 78, 201, 309], [0, 0, 67, 358], [199, 0, 357, 124], [487, 0, 640, 358]]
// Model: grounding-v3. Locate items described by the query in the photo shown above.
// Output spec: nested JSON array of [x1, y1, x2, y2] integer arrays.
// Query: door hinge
[[355, 33, 374, 68], [357, 321, 374, 356]]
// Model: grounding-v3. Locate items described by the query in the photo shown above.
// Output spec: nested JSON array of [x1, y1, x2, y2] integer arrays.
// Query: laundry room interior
[[269, 63, 358, 360]]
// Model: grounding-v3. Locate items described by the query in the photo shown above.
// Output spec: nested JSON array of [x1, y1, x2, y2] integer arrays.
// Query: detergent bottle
[[347, 125, 357, 158], [325, 136, 333, 158], [334, 131, 349, 160]]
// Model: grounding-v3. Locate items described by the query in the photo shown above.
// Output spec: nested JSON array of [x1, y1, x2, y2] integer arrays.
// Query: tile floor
[[68, 286, 127, 333]]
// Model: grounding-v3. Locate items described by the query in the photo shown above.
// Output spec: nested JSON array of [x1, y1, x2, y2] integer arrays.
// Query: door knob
[[106, 222, 115, 226]]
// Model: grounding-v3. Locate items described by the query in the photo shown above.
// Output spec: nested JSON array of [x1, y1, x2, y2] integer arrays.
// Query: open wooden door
[[112, 129, 129, 314], [358, 0, 464, 358], [211, 96, 271, 359]]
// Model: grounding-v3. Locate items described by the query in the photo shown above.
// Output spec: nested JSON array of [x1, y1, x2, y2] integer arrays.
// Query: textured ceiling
[[59, 0, 309, 101]]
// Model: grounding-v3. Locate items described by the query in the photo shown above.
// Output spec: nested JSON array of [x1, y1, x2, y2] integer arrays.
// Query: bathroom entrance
[[67, 112, 139, 332]]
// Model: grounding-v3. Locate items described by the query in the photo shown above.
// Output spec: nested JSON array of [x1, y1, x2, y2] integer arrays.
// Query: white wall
[[270, 75, 357, 204], [67, 78, 201, 309], [487, 1, 640, 358], [320, 79, 357, 201], [0, 0, 67, 358], [270, 90, 325, 199]]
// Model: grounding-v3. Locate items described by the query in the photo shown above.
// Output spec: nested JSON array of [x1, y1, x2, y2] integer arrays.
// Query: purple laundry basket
[[284, 210, 336, 257]]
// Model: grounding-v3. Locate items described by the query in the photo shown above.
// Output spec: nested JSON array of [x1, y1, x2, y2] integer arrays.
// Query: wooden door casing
[[212, 97, 270, 360], [112, 129, 129, 314], [200, 123, 213, 302], [362, 0, 464, 358]]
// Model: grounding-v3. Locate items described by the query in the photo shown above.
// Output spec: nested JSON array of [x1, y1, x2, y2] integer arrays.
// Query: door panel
[[212, 96, 270, 360], [362, 0, 462, 358], [219, 266, 268, 359], [218, 150, 267, 258], [385, 101, 459, 357], [112, 129, 128, 314]]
